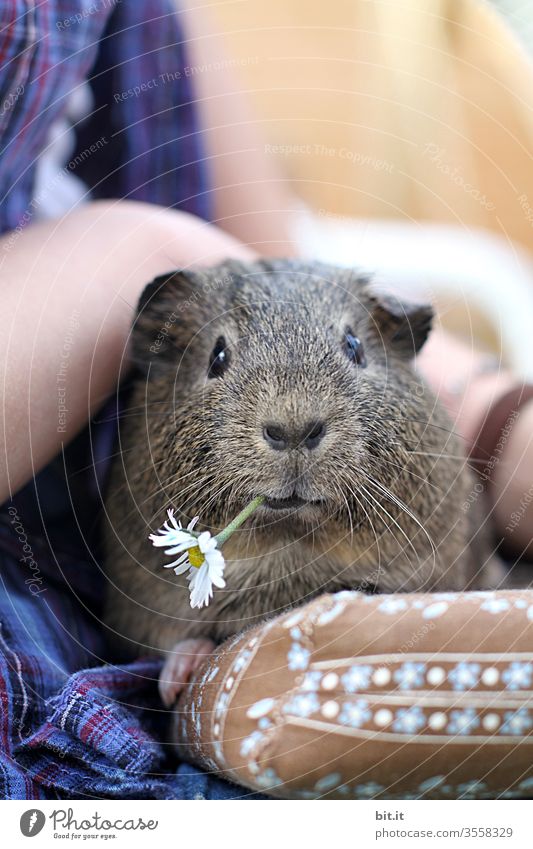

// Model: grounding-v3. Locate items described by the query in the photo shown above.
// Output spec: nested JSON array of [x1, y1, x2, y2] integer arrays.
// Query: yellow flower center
[[188, 546, 205, 569]]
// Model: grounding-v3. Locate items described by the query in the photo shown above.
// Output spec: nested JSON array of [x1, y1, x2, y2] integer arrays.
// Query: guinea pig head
[[131, 259, 434, 537]]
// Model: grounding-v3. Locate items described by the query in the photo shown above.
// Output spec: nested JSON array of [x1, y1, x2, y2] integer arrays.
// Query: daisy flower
[[186, 532, 226, 609], [149, 510, 200, 568], [149, 496, 264, 609]]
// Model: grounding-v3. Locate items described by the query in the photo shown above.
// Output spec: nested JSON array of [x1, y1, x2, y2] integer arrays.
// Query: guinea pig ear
[[131, 270, 198, 375], [368, 292, 433, 358]]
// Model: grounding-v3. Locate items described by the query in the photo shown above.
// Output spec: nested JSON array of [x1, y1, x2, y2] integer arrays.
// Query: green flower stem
[[215, 495, 265, 547]]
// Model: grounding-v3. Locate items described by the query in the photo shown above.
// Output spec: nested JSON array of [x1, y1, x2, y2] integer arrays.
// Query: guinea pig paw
[[158, 637, 216, 708]]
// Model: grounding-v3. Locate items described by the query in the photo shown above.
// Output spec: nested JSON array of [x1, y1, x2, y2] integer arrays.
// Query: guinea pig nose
[[263, 423, 289, 451], [302, 420, 326, 450]]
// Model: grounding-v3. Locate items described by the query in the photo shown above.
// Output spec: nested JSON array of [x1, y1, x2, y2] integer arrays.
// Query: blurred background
[[195, 0, 533, 373]]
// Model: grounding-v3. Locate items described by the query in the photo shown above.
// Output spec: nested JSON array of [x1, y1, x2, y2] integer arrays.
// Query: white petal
[[187, 563, 204, 591], [198, 531, 217, 554], [163, 553, 190, 571], [205, 549, 226, 588], [210, 573, 226, 590], [206, 548, 224, 568], [172, 553, 191, 575], [189, 562, 213, 608], [166, 509, 182, 530], [151, 510, 226, 608], [163, 537, 197, 556], [149, 528, 193, 548]]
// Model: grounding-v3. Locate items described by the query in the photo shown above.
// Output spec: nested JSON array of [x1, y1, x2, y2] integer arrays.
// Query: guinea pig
[[102, 258, 498, 706]]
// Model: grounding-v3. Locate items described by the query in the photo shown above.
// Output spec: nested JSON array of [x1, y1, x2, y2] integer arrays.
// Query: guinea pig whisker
[[403, 448, 489, 479], [373, 455, 442, 493], [406, 449, 480, 465], [366, 472, 438, 555], [169, 474, 219, 512], [138, 479, 218, 536], [111, 469, 217, 532], [199, 479, 241, 527], [338, 486, 354, 541], [357, 484, 407, 570], [113, 410, 176, 423], [364, 476, 438, 567], [342, 477, 383, 575], [329, 468, 357, 542], [140, 472, 207, 514], [110, 452, 177, 485], [347, 476, 387, 575], [68, 444, 139, 478], [175, 474, 241, 523], [378, 415, 468, 443], [364, 474, 418, 524], [356, 484, 422, 588], [402, 439, 465, 453], [359, 482, 424, 565], [108, 462, 202, 506], [157, 466, 209, 494], [94, 400, 174, 424]]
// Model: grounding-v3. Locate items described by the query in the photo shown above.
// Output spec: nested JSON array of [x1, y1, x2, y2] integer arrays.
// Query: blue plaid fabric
[[0, 1, 257, 800], [0, 0, 210, 233], [0, 509, 253, 798]]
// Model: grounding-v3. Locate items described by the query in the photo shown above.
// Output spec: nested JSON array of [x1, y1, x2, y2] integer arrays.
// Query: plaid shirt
[[0, 0, 210, 234], [0, 1, 257, 800]]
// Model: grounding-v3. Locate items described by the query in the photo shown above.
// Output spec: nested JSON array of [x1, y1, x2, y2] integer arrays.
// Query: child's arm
[[0, 200, 255, 503], [418, 329, 533, 557], [180, 4, 299, 256]]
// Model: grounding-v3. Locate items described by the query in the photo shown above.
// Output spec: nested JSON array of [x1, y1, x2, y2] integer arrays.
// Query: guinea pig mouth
[[263, 495, 315, 511]]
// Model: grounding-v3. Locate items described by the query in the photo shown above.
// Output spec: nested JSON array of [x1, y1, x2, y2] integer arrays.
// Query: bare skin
[[418, 330, 533, 558], [159, 638, 216, 708], [178, 3, 299, 255]]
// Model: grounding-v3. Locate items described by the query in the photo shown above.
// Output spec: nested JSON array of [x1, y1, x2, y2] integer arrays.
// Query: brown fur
[[102, 259, 496, 657]]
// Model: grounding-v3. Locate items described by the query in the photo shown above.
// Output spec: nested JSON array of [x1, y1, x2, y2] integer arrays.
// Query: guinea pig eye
[[208, 336, 230, 378], [343, 329, 367, 367]]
